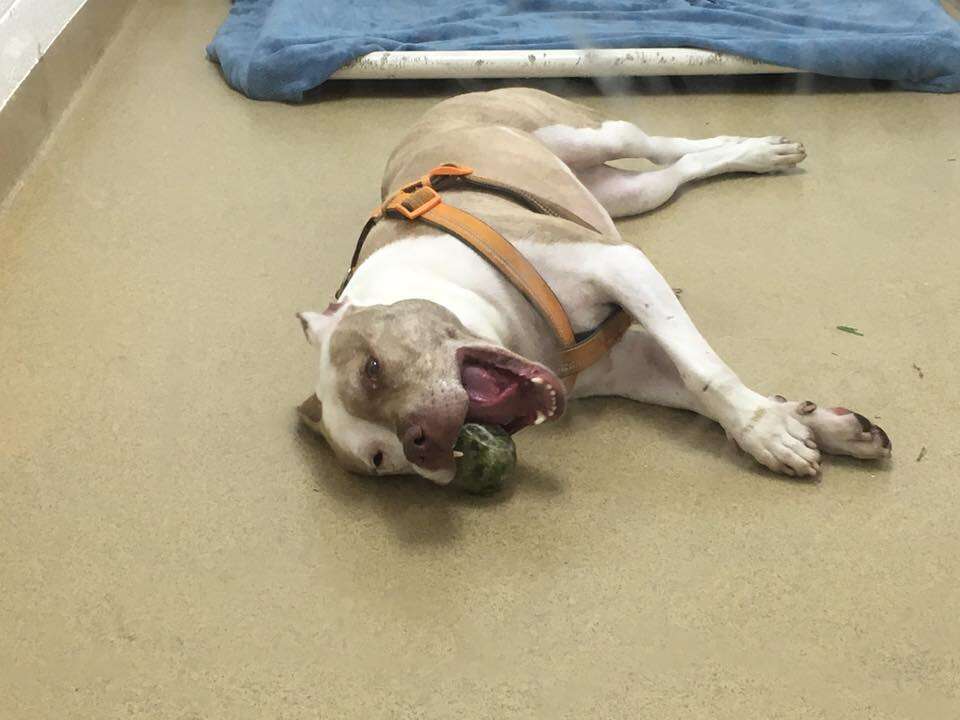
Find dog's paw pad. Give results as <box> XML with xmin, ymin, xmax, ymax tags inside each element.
<box><xmin>791</xmin><ymin>402</ymin><xmax>891</xmax><ymax>459</ymax></box>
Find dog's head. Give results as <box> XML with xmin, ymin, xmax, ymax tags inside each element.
<box><xmin>298</xmin><ymin>299</ymin><xmax>566</xmax><ymax>484</ymax></box>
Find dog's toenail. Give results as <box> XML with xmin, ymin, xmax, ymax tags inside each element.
<box><xmin>798</xmin><ymin>401</ymin><xmax>817</xmax><ymax>415</ymax></box>
<box><xmin>774</xmin><ymin>394</ymin><xmax>787</xmax><ymax>403</ymax></box>
<box><xmin>852</xmin><ymin>412</ymin><xmax>873</xmax><ymax>432</ymax></box>
<box><xmin>874</xmin><ymin>425</ymin><xmax>892</xmax><ymax>450</ymax></box>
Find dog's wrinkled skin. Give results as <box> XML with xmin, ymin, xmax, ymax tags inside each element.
<box><xmin>300</xmin><ymin>88</ymin><xmax>891</xmax><ymax>484</ymax></box>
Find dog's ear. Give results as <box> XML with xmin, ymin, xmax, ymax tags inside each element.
<box><xmin>298</xmin><ymin>394</ymin><xmax>324</xmax><ymax>434</ymax></box>
<box><xmin>297</xmin><ymin>311</ymin><xmax>328</xmax><ymax>345</ymax></box>
<box><xmin>297</xmin><ymin>302</ymin><xmax>346</xmax><ymax>345</ymax></box>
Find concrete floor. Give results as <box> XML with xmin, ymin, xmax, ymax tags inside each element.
<box><xmin>2</xmin><ymin>2</ymin><xmax>960</xmax><ymax>718</ymax></box>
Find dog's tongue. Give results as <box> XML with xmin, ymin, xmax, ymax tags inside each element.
<box><xmin>458</xmin><ymin>346</ymin><xmax>566</xmax><ymax>433</ymax></box>
<box><xmin>461</xmin><ymin>363</ymin><xmax>524</xmax><ymax>426</ymax></box>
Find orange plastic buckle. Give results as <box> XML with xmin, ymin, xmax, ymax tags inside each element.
<box><xmin>390</xmin><ymin>185</ymin><xmax>442</xmax><ymax>220</ymax></box>
<box><xmin>372</xmin><ymin>165</ymin><xmax>471</xmax><ymax>221</ymax></box>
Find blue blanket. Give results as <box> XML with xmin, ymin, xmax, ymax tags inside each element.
<box><xmin>207</xmin><ymin>1</ymin><xmax>960</xmax><ymax>101</ymax></box>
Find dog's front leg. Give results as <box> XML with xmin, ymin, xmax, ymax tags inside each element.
<box><xmin>591</xmin><ymin>244</ymin><xmax>822</xmax><ymax>477</ymax></box>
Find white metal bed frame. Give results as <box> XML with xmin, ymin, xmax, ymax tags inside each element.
<box><xmin>331</xmin><ymin>48</ymin><xmax>796</xmax><ymax>80</ymax></box>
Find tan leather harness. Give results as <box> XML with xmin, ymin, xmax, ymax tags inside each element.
<box><xmin>336</xmin><ymin>163</ymin><xmax>632</xmax><ymax>387</ymax></box>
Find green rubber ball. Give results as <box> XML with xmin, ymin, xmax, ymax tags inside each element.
<box><xmin>453</xmin><ymin>423</ymin><xmax>517</xmax><ymax>495</ymax></box>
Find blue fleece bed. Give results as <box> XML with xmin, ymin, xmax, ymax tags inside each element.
<box><xmin>207</xmin><ymin>0</ymin><xmax>960</xmax><ymax>101</ymax></box>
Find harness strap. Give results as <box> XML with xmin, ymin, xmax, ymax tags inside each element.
<box><xmin>415</xmin><ymin>198</ymin><xmax>579</xmax><ymax>349</ymax></box>
<box><xmin>336</xmin><ymin>164</ymin><xmax>632</xmax><ymax>386</ymax></box>
<box><xmin>441</xmin><ymin>172</ymin><xmax>600</xmax><ymax>233</ymax></box>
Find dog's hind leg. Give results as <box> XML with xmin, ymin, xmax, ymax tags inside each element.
<box><xmin>574</xmin><ymin>139</ymin><xmax>806</xmax><ymax>217</ymax></box>
<box><xmin>533</xmin><ymin>120</ymin><xmax>790</xmax><ymax>168</ymax></box>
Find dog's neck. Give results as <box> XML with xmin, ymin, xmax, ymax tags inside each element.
<box><xmin>340</xmin><ymin>233</ymin><xmax>512</xmax><ymax>347</ymax></box>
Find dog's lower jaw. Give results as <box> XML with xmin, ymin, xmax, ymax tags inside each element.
<box><xmin>416</xmin><ymin>465</ymin><xmax>457</xmax><ymax>486</ymax></box>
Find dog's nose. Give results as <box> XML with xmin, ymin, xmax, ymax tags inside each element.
<box><xmin>400</xmin><ymin>415</ymin><xmax>460</xmax><ymax>471</ymax></box>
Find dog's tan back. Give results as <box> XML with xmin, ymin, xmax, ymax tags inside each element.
<box><xmin>380</xmin><ymin>88</ymin><xmax>619</xmax><ymax>238</ymax></box>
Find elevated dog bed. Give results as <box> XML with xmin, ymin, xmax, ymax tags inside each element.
<box><xmin>207</xmin><ymin>0</ymin><xmax>960</xmax><ymax>101</ymax></box>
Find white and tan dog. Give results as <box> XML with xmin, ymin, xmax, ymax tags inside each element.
<box><xmin>298</xmin><ymin>88</ymin><xmax>890</xmax><ymax>484</ymax></box>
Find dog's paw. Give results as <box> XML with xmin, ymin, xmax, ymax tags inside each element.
<box><xmin>726</xmin><ymin>397</ymin><xmax>822</xmax><ymax>477</ymax></box>
<box><xmin>728</xmin><ymin>136</ymin><xmax>806</xmax><ymax>173</ymax></box>
<box><xmin>771</xmin><ymin>395</ymin><xmax>892</xmax><ymax>460</ymax></box>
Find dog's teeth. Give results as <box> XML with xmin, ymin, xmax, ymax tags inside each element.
<box><xmin>453</xmin><ymin>450</ymin><xmax>464</xmax><ymax>459</ymax></box>
<box><xmin>531</xmin><ymin>377</ymin><xmax>545</xmax><ymax>385</ymax></box>
<box><xmin>535</xmin><ymin>411</ymin><xmax>547</xmax><ymax>425</ymax></box>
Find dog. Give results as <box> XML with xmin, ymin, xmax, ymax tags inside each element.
<box><xmin>298</xmin><ymin>87</ymin><xmax>891</xmax><ymax>485</ymax></box>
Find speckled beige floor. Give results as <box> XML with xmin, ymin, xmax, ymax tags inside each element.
<box><xmin>2</xmin><ymin>2</ymin><xmax>959</xmax><ymax>718</ymax></box>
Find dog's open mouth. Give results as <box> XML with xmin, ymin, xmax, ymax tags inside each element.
<box><xmin>457</xmin><ymin>346</ymin><xmax>567</xmax><ymax>434</ymax></box>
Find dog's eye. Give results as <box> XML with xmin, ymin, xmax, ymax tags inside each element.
<box><xmin>371</xmin><ymin>451</ymin><xmax>384</xmax><ymax>468</ymax></box>
<box><xmin>364</xmin><ymin>356</ymin><xmax>381</xmax><ymax>382</ymax></box>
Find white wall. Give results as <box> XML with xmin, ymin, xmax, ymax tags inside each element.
<box><xmin>0</xmin><ymin>0</ymin><xmax>87</xmax><ymax>110</ymax></box>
